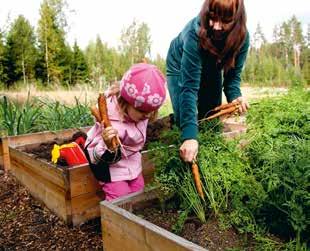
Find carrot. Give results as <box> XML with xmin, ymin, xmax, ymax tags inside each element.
<box><xmin>192</xmin><ymin>162</ymin><xmax>204</xmax><ymax>199</ymax></box>
<box><xmin>90</xmin><ymin>105</ymin><xmax>101</xmax><ymax>122</ymax></box>
<box><xmin>98</xmin><ymin>93</ymin><xmax>119</xmax><ymax>151</ymax></box>
<box><xmin>98</xmin><ymin>94</ymin><xmax>112</xmax><ymax>128</ymax></box>
<box><xmin>206</xmin><ymin>105</ymin><xmax>238</xmax><ymax>121</ymax></box>
<box><xmin>212</xmin><ymin>102</ymin><xmax>238</xmax><ymax>112</ymax></box>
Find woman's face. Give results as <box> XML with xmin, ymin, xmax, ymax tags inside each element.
<box><xmin>209</xmin><ymin>19</ymin><xmax>223</xmax><ymax>30</ymax></box>
<box><xmin>208</xmin><ymin>15</ymin><xmax>234</xmax><ymax>40</ymax></box>
<box><xmin>127</xmin><ymin>105</ymin><xmax>151</xmax><ymax>122</ymax></box>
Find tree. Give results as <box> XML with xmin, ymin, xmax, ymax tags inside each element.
<box><xmin>120</xmin><ymin>20</ymin><xmax>152</xmax><ymax>65</ymax></box>
<box><xmin>4</xmin><ymin>15</ymin><xmax>37</xmax><ymax>85</ymax></box>
<box><xmin>301</xmin><ymin>24</ymin><xmax>310</xmax><ymax>84</ymax></box>
<box><xmin>37</xmin><ymin>0</ymin><xmax>70</xmax><ymax>85</ymax></box>
<box><xmin>85</xmin><ymin>36</ymin><xmax>125</xmax><ymax>85</ymax></box>
<box><xmin>85</xmin><ymin>37</ymin><xmax>105</xmax><ymax>85</ymax></box>
<box><xmin>151</xmin><ymin>54</ymin><xmax>166</xmax><ymax>76</ymax></box>
<box><xmin>71</xmin><ymin>41</ymin><xmax>88</xmax><ymax>84</ymax></box>
<box><xmin>275</xmin><ymin>16</ymin><xmax>305</xmax><ymax>69</ymax></box>
<box><xmin>253</xmin><ymin>23</ymin><xmax>266</xmax><ymax>49</ymax></box>
<box><xmin>0</xmin><ymin>30</ymin><xmax>6</xmax><ymax>84</ymax></box>
<box><xmin>289</xmin><ymin>16</ymin><xmax>304</xmax><ymax>69</ymax></box>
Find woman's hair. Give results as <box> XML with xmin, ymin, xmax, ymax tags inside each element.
<box><xmin>117</xmin><ymin>95</ymin><xmax>158</xmax><ymax>122</ymax></box>
<box><xmin>199</xmin><ymin>0</ymin><xmax>247</xmax><ymax>72</ymax></box>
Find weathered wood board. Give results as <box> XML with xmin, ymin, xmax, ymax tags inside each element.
<box><xmin>101</xmin><ymin>190</ymin><xmax>207</xmax><ymax>251</ymax></box>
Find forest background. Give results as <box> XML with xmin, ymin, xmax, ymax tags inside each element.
<box><xmin>0</xmin><ymin>0</ymin><xmax>309</xmax><ymax>91</ymax></box>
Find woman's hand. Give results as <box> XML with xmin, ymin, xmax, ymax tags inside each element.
<box><xmin>179</xmin><ymin>139</ymin><xmax>199</xmax><ymax>163</ymax></box>
<box><xmin>102</xmin><ymin>126</ymin><xmax>118</xmax><ymax>150</ymax></box>
<box><xmin>232</xmin><ymin>96</ymin><xmax>250</xmax><ymax>113</ymax></box>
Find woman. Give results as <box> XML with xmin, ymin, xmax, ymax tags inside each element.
<box><xmin>166</xmin><ymin>0</ymin><xmax>250</xmax><ymax>162</ymax></box>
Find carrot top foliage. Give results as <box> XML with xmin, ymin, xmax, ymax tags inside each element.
<box><xmin>147</xmin><ymin>88</ymin><xmax>309</xmax><ymax>249</ymax></box>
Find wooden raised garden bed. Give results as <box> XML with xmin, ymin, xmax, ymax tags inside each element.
<box><xmin>101</xmin><ymin>190</ymin><xmax>207</xmax><ymax>251</ymax></box>
<box><xmin>0</xmin><ymin>127</ymin><xmax>155</xmax><ymax>226</ymax></box>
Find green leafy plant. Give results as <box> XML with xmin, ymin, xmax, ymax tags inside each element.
<box><xmin>244</xmin><ymin>88</ymin><xmax>310</xmax><ymax>246</ymax></box>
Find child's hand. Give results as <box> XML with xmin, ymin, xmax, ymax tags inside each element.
<box><xmin>102</xmin><ymin>126</ymin><xmax>119</xmax><ymax>150</ymax></box>
<box><xmin>105</xmin><ymin>81</ymin><xmax>120</xmax><ymax>97</ymax></box>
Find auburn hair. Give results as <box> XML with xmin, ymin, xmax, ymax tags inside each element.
<box><xmin>199</xmin><ymin>0</ymin><xmax>247</xmax><ymax>72</ymax></box>
<box><xmin>117</xmin><ymin>95</ymin><xmax>158</xmax><ymax>122</ymax></box>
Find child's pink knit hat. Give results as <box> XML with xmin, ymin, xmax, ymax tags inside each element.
<box><xmin>120</xmin><ymin>63</ymin><xmax>166</xmax><ymax>112</ymax></box>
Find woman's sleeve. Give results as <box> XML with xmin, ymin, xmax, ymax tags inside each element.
<box><xmin>179</xmin><ymin>30</ymin><xmax>202</xmax><ymax>141</ymax></box>
<box><xmin>223</xmin><ymin>31</ymin><xmax>250</xmax><ymax>102</ymax></box>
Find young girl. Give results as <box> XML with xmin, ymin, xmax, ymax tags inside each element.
<box><xmin>84</xmin><ymin>63</ymin><xmax>166</xmax><ymax>201</ymax></box>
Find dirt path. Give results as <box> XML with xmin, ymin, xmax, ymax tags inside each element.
<box><xmin>0</xmin><ymin>86</ymin><xmax>287</xmax><ymax>106</ymax></box>
<box><xmin>0</xmin><ymin>168</ymin><xmax>102</xmax><ymax>251</ymax></box>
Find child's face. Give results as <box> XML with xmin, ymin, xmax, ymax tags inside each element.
<box><xmin>127</xmin><ymin>105</ymin><xmax>152</xmax><ymax>122</ymax></box>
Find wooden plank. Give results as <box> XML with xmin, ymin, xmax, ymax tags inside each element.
<box><xmin>0</xmin><ymin>137</ymin><xmax>10</xmax><ymax>171</ymax></box>
<box><xmin>101</xmin><ymin>200</ymin><xmax>206</xmax><ymax>251</ymax></box>
<box><xmin>141</xmin><ymin>152</ymin><xmax>155</xmax><ymax>185</ymax></box>
<box><xmin>71</xmin><ymin>192</ymin><xmax>102</xmax><ymax>226</ymax></box>
<box><xmin>5</xmin><ymin>127</ymin><xmax>91</xmax><ymax>148</ymax></box>
<box><xmin>222</xmin><ymin>128</ymin><xmax>247</xmax><ymax>140</ymax></box>
<box><xmin>101</xmin><ymin>215</ymin><xmax>148</xmax><ymax>251</ymax></box>
<box><xmin>10</xmin><ymin>157</ymin><xmax>69</xmax><ymax>223</ymax></box>
<box><xmin>69</xmin><ymin>165</ymin><xmax>101</xmax><ymax>198</ymax></box>
<box><xmin>112</xmin><ymin>189</ymin><xmax>158</xmax><ymax>212</ymax></box>
<box><xmin>10</xmin><ymin>147</ymin><xmax>66</xmax><ymax>188</ymax></box>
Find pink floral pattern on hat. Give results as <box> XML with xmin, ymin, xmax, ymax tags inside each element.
<box><xmin>124</xmin><ymin>83</ymin><xmax>138</xmax><ymax>98</ymax></box>
<box><xmin>120</xmin><ymin>63</ymin><xmax>166</xmax><ymax>112</ymax></box>
<box><xmin>134</xmin><ymin>96</ymin><xmax>145</xmax><ymax>108</ymax></box>
<box><xmin>142</xmin><ymin>83</ymin><xmax>151</xmax><ymax>95</ymax></box>
<box><xmin>147</xmin><ymin>93</ymin><xmax>163</xmax><ymax>107</ymax></box>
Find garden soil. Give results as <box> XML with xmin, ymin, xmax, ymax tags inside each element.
<box><xmin>134</xmin><ymin>202</ymin><xmax>252</xmax><ymax>251</ymax></box>
<box><xmin>0</xmin><ymin>167</ymin><xmax>252</xmax><ymax>251</ymax></box>
<box><xmin>0</xmin><ymin>168</ymin><xmax>102</xmax><ymax>250</ymax></box>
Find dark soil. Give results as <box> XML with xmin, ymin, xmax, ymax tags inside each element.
<box><xmin>0</xmin><ymin>167</ymin><xmax>247</xmax><ymax>251</ymax></box>
<box><xmin>0</xmin><ymin>167</ymin><xmax>102</xmax><ymax>250</ymax></box>
<box><xmin>134</xmin><ymin>201</ymin><xmax>251</xmax><ymax>251</ymax></box>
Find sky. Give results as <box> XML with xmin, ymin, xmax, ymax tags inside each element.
<box><xmin>1</xmin><ymin>0</ymin><xmax>309</xmax><ymax>58</ymax></box>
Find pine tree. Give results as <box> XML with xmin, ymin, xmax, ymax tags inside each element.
<box><xmin>0</xmin><ymin>30</ymin><xmax>6</xmax><ymax>84</ymax></box>
<box><xmin>37</xmin><ymin>0</ymin><xmax>70</xmax><ymax>85</ymax></box>
<box><xmin>289</xmin><ymin>16</ymin><xmax>304</xmax><ymax>69</ymax></box>
<box><xmin>253</xmin><ymin>23</ymin><xmax>267</xmax><ymax>49</ymax></box>
<box><xmin>71</xmin><ymin>41</ymin><xmax>88</xmax><ymax>85</ymax></box>
<box><xmin>4</xmin><ymin>15</ymin><xmax>37</xmax><ymax>85</ymax></box>
<box><xmin>120</xmin><ymin>20</ymin><xmax>152</xmax><ymax>65</ymax></box>
<box><xmin>301</xmin><ymin>24</ymin><xmax>310</xmax><ymax>83</ymax></box>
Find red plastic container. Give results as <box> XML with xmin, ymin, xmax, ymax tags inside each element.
<box><xmin>59</xmin><ymin>142</ymin><xmax>88</xmax><ymax>167</ymax></box>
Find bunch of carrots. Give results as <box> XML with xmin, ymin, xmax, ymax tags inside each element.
<box><xmin>191</xmin><ymin>101</ymin><xmax>241</xmax><ymax>199</ymax></box>
<box><xmin>90</xmin><ymin>94</ymin><xmax>119</xmax><ymax>151</ymax></box>
<box><xmin>206</xmin><ymin>101</ymin><xmax>240</xmax><ymax>121</ymax></box>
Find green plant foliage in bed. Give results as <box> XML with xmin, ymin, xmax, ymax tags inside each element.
<box><xmin>147</xmin><ymin>88</ymin><xmax>309</xmax><ymax>249</ymax></box>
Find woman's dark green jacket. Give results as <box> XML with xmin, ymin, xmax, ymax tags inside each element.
<box><xmin>166</xmin><ymin>16</ymin><xmax>250</xmax><ymax>141</ymax></box>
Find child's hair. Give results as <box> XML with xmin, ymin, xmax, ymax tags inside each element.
<box><xmin>117</xmin><ymin>95</ymin><xmax>158</xmax><ymax>122</ymax></box>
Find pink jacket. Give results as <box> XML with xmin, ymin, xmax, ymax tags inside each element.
<box><xmin>85</xmin><ymin>96</ymin><xmax>148</xmax><ymax>182</ymax></box>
